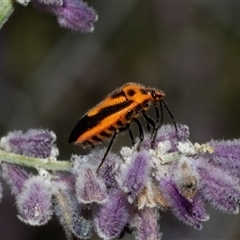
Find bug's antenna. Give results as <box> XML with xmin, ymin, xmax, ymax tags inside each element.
<box><xmin>162</xmin><ymin>100</ymin><xmax>179</xmax><ymax>140</ymax></box>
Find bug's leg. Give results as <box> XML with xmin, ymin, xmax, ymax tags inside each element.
<box><xmin>128</xmin><ymin>126</ymin><xmax>136</xmax><ymax>146</ymax></box>
<box><xmin>133</xmin><ymin>118</ymin><xmax>144</xmax><ymax>151</ymax></box>
<box><xmin>142</xmin><ymin>112</ymin><xmax>157</xmax><ymax>135</ymax></box>
<box><xmin>151</xmin><ymin>101</ymin><xmax>163</xmax><ymax>148</ymax></box>
<box><xmin>97</xmin><ymin>131</ymin><xmax>117</xmax><ymax>173</ymax></box>
<box><xmin>87</xmin><ymin>141</ymin><xmax>95</xmax><ymax>150</ymax></box>
<box><xmin>162</xmin><ymin>100</ymin><xmax>178</xmax><ymax>140</ymax></box>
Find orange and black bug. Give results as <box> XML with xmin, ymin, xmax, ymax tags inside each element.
<box><xmin>68</xmin><ymin>82</ymin><xmax>177</xmax><ymax>171</ymax></box>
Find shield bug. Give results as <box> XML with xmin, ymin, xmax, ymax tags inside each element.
<box><xmin>68</xmin><ymin>82</ymin><xmax>177</xmax><ymax>171</ymax></box>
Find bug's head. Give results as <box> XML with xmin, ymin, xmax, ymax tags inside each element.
<box><xmin>148</xmin><ymin>88</ymin><xmax>165</xmax><ymax>102</ymax></box>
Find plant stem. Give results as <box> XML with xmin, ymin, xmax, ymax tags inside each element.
<box><xmin>0</xmin><ymin>149</ymin><xmax>73</xmax><ymax>171</ymax></box>
<box><xmin>0</xmin><ymin>0</ymin><xmax>15</xmax><ymax>29</ymax></box>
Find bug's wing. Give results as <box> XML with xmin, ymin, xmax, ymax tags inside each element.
<box><xmin>69</xmin><ymin>100</ymin><xmax>138</xmax><ymax>144</ymax></box>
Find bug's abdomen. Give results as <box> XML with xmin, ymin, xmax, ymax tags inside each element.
<box><xmin>82</xmin><ymin>109</ymin><xmax>137</xmax><ymax>146</ymax></box>
<box><xmin>69</xmin><ymin>100</ymin><xmax>139</xmax><ymax>146</ymax></box>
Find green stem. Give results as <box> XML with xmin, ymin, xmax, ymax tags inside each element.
<box><xmin>0</xmin><ymin>149</ymin><xmax>73</xmax><ymax>171</ymax></box>
<box><xmin>0</xmin><ymin>0</ymin><xmax>15</xmax><ymax>29</ymax></box>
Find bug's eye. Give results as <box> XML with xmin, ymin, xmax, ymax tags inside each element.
<box><xmin>151</xmin><ymin>90</ymin><xmax>156</xmax><ymax>98</ymax></box>
<box><xmin>140</xmin><ymin>89</ymin><xmax>148</xmax><ymax>95</ymax></box>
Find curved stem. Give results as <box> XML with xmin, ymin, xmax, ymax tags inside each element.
<box><xmin>0</xmin><ymin>149</ymin><xmax>73</xmax><ymax>171</ymax></box>
<box><xmin>0</xmin><ymin>0</ymin><xmax>15</xmax><ymax>29</ymax></box>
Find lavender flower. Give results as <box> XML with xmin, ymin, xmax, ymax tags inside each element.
<box><xmin>160</xmin><ymin>177</ymin><xmax>208</xmax><ymax>229</ymax></box>
<box><xmin>120</xmin><ymin>151</ymin><xmax>150</xmax><ymax>203</ymax></box>
<box><xmin>0</xmin><ymin>129</ymin><xmax>58</xmax><ymax>158</ymax></box>
<box><xmin>1</xmin><ymin>124</ymin><xmax>240</xmax><ymax>239</ymax></box>
<box><xmin>95</xmin><ymin>191</ymin><xmax>130</xmax><ymax>240</ymax></box>
<box><xmin>209</xmin><ymin>139</ymin><xmax>240</xmax><ymax>180</ymax></box>
<box><xmin>32</xmin><ymin>0</ymin><xmax>98</xmax><ymax>32</ymax></box>
<box><xmin>17</xmin><ymin>176</ymin><xmax>53</xmax><ymax>225</ymax></box>
<box><xmin>196</xmin><ymin>159</ymin><xmax>240</xmax><ymax>214</ymax></box>
<box><xmin>53</xmin><ymin>178</ymin><xmax>93</xmax><ymax>240</ymax></box>
<box><xmin>16</xmin><ymin>0</ymin><xmax>62</xmax><ymax>6</ymax></box>
<box><xmin>132</xmin><ymin>207</ymin><xmax>161</xmax><ymax>240</ymax></box>
<box><xmin>1</xmin><ymin>163</ymin><xmax>30</xmax><ymax>195</ymax></box>
<box><xmin>75</xmin><ymin>163</ymin><xmax>108</xmax><ymax>204</ymax></box>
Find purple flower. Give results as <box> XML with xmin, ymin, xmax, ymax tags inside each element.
<box><xmin>1</xmin><ymin>163</ymin><xmax>30</xmax><ymax>195</ymax></box>
<box><xmin>0</xmin><ymin>129</ymin><xmax>58</xmax><ymax>158</ymax></box>
<box><xmin>95</xmin><ymin>191</ymin><xmax>130</xmax><ymax>240</ymax></box>
<box><xmin>209</xmin><ymin>139</ymin><xmax>240</xmax><ymax>180</ymax></box>
<box><xmin>160</xmin><ymin>177</ymin><xmax>209</xmax><ymax>229</ymax></box>
<box><xmin>32</xmin><ymin>0</ymin><xmax>98</xmax><ymax>32</ymax></box>
<box><xmin>132</xmin><ymin>207</ymin><xmax>161</xmax><ymax>240</ymax></box>
<box><xmin>2</xmin><ymin>124</ymin><xmax>240</xmax><ymax>239</ymax></box>
<box><xmin>142</xmin><ymin>124</ymin><xmax>189</xmax><ymax>150</ymax></box>
<box><xmin>120</xmin><ymin>151</ymin><xmax>150</xmax><ymax>203</ymax></box>
<box><xmin>71</xmin><ymin>204</ymin><xmax>93</xmax><ymax>239</ymax></box>
<box><xmin>196</xmin><ymin>159</ymin><xmax>240</xmax><ymax>214</ymax></box>
<box><xmin>97</xmin><ymin>151</ymin><xmax>121</xmax><ymax>188</ymax></box>
<box><xmin>75</xmin><ymin>164</ymin><xmax>107</xmax><ymax>204</ymax></box>
<box><xmin>17</xmin><ymin>176</ymin><xmax>53</xmax><ymax>225</ymax></box>
<box><xmin>52</xmin><ymin>172</ymin><xmax>93</xmax><ymax>239</ymax></box>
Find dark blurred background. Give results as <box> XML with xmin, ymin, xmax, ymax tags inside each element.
<box><xmin>1</xmin><ymin>1</ymin><xmax>240</xmax><ymax>239</ymax></box>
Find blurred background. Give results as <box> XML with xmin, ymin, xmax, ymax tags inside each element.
<box><xmin>1</xmin><ymin>1</ymin><xmax>240</xmax><ymax>239</ymax></box>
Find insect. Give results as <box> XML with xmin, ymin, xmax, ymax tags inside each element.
<box><xmin>68</xmin><ymin>82</ymin><xmax>177</xmax><ymax>172</ymax></box>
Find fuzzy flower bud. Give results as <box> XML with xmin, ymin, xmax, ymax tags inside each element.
<box><xmin>75</xmin><ymin>163</ymin><xmax>108</xmax><ymax>204</ymax></box>
<box><xmin>1</xmin><ymin>163</ymin><xmax>30</xmax><ymax>195</ymax></box>
<box><xmin>132</xmin><ymin>207</ymin><xmax>161</xmax><ymax>240</ymax></box>
<box><xmin>209</xmin><ymin>139</ymin><xmax>240</xmax><ymax>180</ymax></box>
<box><xmin>160</xmin><ymin>177</ymin><xmax>209</xmax><ymax>229</ymax></box>
<box><xmin>33</xmin><ymin>0</ymin><xmax>98</xmax><ymax>32</ymax></box>
<box><xmin>53</xmin><ymin>174</ymin><xmax>93</xmax><ymax>239</ymax></box>
<box><xmin>17</xmin><ymin>176</ymin><xmax>53</xmax><ymax>225</ymax></box>
<box><xmin>120</xmin><ymin>151</ymin><xmax>150</xmax><ymax>203</ymax></box>
<box><xmin>95</xmin><ymin>191</ymin><xmax>130</xmax><ymax>240</ymax></box>
<box><xmin>0</xmin><ymin>129</ymin><xmax>58</xmax><ymax>158</ymax></box>
<box><xmin>196</xmin><ymin>159</ymin><xmax>240</xmax><ymax>214</ymax></box>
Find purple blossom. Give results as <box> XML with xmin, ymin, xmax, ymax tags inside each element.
<box><xmin>0</xmin><ymin>129</ymin><xmax>58</xmax><ymax>158</ymax></box>
<box><xmin>95</xmin><ymin>191</ymin><xmax>130</xmax><ymax>240</ymax></box>
<box><xmin>1</xmin><ymin>163</ymin><xmax>30</xmax><ymax>195</ymax></box>
<box><xmin>1</xmin><ymin>124</ymin><xmax>240</xmax><ymax>239</ymax></box>
<box><xmin>196</xmin><ymin>159</ymin><xmax>240</xmax><ymax>214</ymax></box>
<box><xmin>17</xmin><ymin>176</ymin><xmax>53</xmax><ymax>225</ymax></box>
<box><xmin>32</xmin><ymin>0</ymin><xmax>98</xmax><ymax>32</ymax></box>
<box><xmin>72</xmin><ymin>204</ymin><xmax>93</xmax><ymax>239</ymax></box>
<box><xmin>132</xmin><ymin>207</ymin><xmax>161</xmax><ymax>240</ymax></box>
<box><xmin>38</xmin><ymin>0</ymin><xmax>63</xmax><ymax>5</ymax></box>
<box><xmin>97</xmin><ymin>151</ymin><xmax>121</xmax><ymax>188</ymax></box>
<box><xmin>160</xmin><ymin>177</ymin><xmax>209</xmax><ymax>229</ymax></box>
<box><xmin>120</xmin><ymin>151</ymin><xmax>150</xmax><ymax>203</ymax></box>
<box><xmin>142</xmin><ymin>124</ymin><xmax>189</xmax><ymax>151</ymax></box>
<box><xmin>75</xmin><ymin>164</ymin><xmax>107</xmax><ymax>204</ymax></box>
<box><xmin>52</xmin><ymin>172</ymin><xmax>93</xmax><ymax>239</ymax></box>
<box><xmin>209</xmin><ymin>139</ymin><xmax>240</xmax><ymax>180</ymax></box>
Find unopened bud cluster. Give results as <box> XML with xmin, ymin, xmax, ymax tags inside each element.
<box><xmin>0</xmin><ymin>125</ymin><xmax>240</xmax><ymax>239</ymax></box>
<box><xmin>15</xmin><ymin>0</ymin><xmax>98</xmax><ymax>32</ymax></box>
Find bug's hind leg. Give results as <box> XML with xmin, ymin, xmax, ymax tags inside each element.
<box><xmin>133</xmin><ymin>118</ymin><xmax>144</xmax><ymax>151</ymax></box>
<box><xmin>142</xmin><ymin>112</ymin><xmax>157</xmax><ymax>136</ymax></box>
<box><xmin>151</xmin><ymin>101</ymin><xmax>163</xmax><ymax>148</ymax></box>
<box><xmin>97</xmin><ymin>131</ymin><xmax>117</xmax><ymax>173</ymax></box>
<box><xmin>128</xmin><ymin>126</ymin><xmax>136</xmax><ymax>146</ymax></box>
